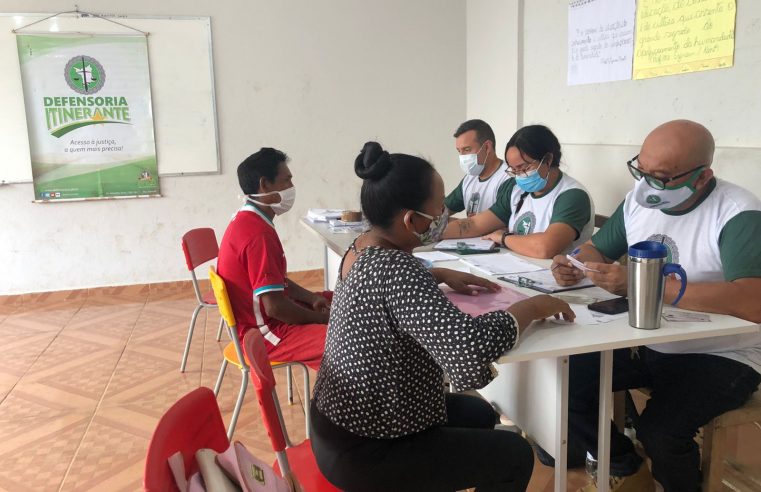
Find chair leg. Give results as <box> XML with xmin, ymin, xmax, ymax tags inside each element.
<box><xmin>180</xmin><ymin>304</ymin><xmax>203</xmax><ymax>372</ymax></box>
<box><xmin>613</xmin><ymin>390</ymin><xmax>626</xmax><ymax>433</ymax></box>
<box><xmin>702</xmin><ymin>420</ymin><xmax>726</xmax><ymax>492</ymax></box>
<box><xmin>214</xmin><ymin>359</ymin><xmax>228</xmax><ymax>396</ymax></box>
<box><xmin>215</xmin><ymin>317</ymin><xmax>225</xmax><ymax>342</ymax></box>
<box><xmin>286</xmin><ymin>365</ymin><xmax>294</xmax><ymax>404</ymax></box>
<box><xmin>227</xmin><ymin>369</ymin><xmax>249</xmax><ymax>440</ymax></box>
<box><xmin>303</xmin><ymin>366</ymin><xmax>311</xmax><ymax>439</ymax></box>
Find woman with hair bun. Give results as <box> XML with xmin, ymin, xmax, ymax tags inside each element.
<box><xmin>310</xmin><ymin>141</ymin><xmax>576</xmax><ymax>491</ymax></box>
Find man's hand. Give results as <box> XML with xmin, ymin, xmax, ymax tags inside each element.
<box><xmin>481</xmin><ymin>230</ymin><xmax>504</xmax><ymax>246</ymax></box>
<box><xmin>310</xmin><ymin>293</ymin><xmax>331</xmax><ymax>313</ymax></box>
<box><xmin>585</xmin><ymin>262</ymin><xmax>628</xmax><ymax>296</ymax></box>
<box><xmin>551</xmin><ymin>255</ymin><xmax>585</xmax><ymax>286</ymax></box>
<box><xmin>438</xmin><ymin>269</ymin><xmax>501</xmax><ymax>296</ymax></box>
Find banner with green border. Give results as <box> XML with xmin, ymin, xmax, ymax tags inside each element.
<box><xmin>17</xmin><ymin>34</ymin><xmax>160</xmax><ymax>201</ymax></box>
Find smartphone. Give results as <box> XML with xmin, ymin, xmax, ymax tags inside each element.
<box><xmin>588</xmin><ymin>297</ymin><xmax>629</xmax><ymax>315</ymax></box>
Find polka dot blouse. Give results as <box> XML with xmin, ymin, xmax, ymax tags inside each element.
<box><xmin>313</xmin><ymin>246</ymin><xmax>518</xmax><ymax>439</ymax></box>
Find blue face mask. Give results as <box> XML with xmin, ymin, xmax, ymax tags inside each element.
<box><xmin>514</xmin><ymin>158</ymin><xmax>548</xmax><ymax>193</ymax></box>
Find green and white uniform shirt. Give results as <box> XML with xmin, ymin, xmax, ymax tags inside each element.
<box><xmin>445</xmin><ymin>161</ymin><xmax>510</xmax><ymax>216</ymax></box>
<box><xmin>592</xmin><ymin>178</ymin><xmax>761</xmax><ymax>373</ymax></box>
<box><xmin>490</xmin><ymin>172</ymin><xmax>594</xmax><ymax>254</ymax></box>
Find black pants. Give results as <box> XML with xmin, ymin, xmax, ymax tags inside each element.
<box><xmin>566</xmin><ymin>347</ymin><xmax>761</xmax><ymax>492</ymax></box>
<box><xmin>310</xmin><ymin>393</ymin><xmax>534</xmax><ymax>492</ymax></box>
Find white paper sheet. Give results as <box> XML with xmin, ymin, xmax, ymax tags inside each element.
<box><xmin>551</xmin><ymin>303</ymin><xmax>629</xmax><ymax>325</ymax></box>
<box><xmin>568</xmin><ymin>0</ymin><xmax>636</xmax><ymax>86</ymax></box>
<box><xmin>462</xmin><ymin>253</ymin><xmax>543</xmax><ymax>276</ymax></box>
<box><xmin>306</xmin><ymin>208</ymin><xmax>344</xmax><ymax>222</ymax></box>
<box><xmin>414</xmin><ymin>251</ymin><xmax>459</xmax><ymax>262</ymax></box>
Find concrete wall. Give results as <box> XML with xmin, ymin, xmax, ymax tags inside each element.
<box><xmin>0</xmin><ymin>0</ymin><xmax>466</xmax><ymax>294</ymax></box>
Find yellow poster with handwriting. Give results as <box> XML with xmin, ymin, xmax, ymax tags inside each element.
<box><xmin>633</xmin><ymin>0</ymin><xmax>736</xmax><ymax>80</ymax></box>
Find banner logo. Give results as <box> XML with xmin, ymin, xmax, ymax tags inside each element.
<box><xmin>65</xmin><ymin>56</ymin><xmax>106</xmax><ymax>94</ymax></box>
<box><xmin>42</xmin><ymin>55</ymin><xmax>130</xmax><ymax>138</ymax></box>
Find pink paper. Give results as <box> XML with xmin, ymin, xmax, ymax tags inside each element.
<box><xmin>441</xmin><ymin>285</ymin><xmax>528</xmax><ymax>316</ymax></box>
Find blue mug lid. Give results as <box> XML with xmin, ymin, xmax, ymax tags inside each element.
<box><xmin>628</xmin><ymin>240</ymin><xmax>667</xmax><ymax>259</ymax></box>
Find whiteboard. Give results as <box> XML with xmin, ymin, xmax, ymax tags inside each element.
<box><xmin>0</xmin><ymin>13</ymin><xmax>219</xmax><ymax>183</ymax></box>
<box><xmin>522</xmin><ymin>0</ymin><xmax>761</xmax><ymax>149</ymax></box>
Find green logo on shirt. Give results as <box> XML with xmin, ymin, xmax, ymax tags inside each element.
<box><xmin>646</xmin><ymin>195</ymin><xmax>661</xmax><ymax>205</ymax></box>
<box><xmin>514</xmin><ymin>212</ymin><xmax>536</xmax><ymax>235</ymax></box>
<box><xmin>646</xmin><ymin>234</ymin><xmax>679</xmax><ymax>264</ymax></box>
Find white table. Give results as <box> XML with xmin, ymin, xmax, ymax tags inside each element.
<box><xmin>300</xmin><ymin>219</ymin><xmax>760</xmax><ymax>491</ymax></box>
<box><xmin>300</xmin><ymin>218</ymin><xmax>358</xmax><ymax>290</ymax></box>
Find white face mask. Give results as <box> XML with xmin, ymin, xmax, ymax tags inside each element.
<box><xmin>247</xmin><ymin>186</ymin><xmax>296</xmax><ymax>215</ymax></box>
<box><xmin>633</xmin><ymin>178</ymin><xmax>695</xmax><ymax>211</ymax></box>
<box><xmin>458</xmin><ymin>143</ymin><xmax>487</xmax><ymax>176</ymax></box>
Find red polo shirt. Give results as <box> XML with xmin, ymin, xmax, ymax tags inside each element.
<box><xmin>217</xmin><ymin>203</ymin><xmax>286</xmax><ymax>344</ymax></box>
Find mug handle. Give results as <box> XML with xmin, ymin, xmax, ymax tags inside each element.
<box><xmin>663</xmin><ymin>263</ymin><xmax>687</xmax><ymax>305</ymax></box>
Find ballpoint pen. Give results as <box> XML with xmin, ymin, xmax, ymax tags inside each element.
<box><xmin>551</xmin><ymin>247</ymin><xmax>581</xmax><ymax>271</ymax></box>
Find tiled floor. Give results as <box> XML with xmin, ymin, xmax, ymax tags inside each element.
<box><xmin>0</xmin><ymin>272</ymin><xmax>758</xmax><ymax>491</ymax></box>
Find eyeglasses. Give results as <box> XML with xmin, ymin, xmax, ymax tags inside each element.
<box><xmin>506</xmin><ymin>156</ymin><xmax>546</xmax><ymax>178</ymax></box>
<box><xmin>626</xmin><ymin>155</ymin><xmax>705</xmax><ymax>190</ymax></box>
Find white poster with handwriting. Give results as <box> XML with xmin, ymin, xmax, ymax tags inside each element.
<box><xmin>568</xmin><ymin>0</ymin><xmax>636</xmax><ymax>86</ymax></box>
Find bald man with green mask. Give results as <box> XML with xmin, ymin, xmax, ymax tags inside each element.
<box><xmin>547</xmin><ymin>120</ymin><xmax>761</xmax><ymax>491</ymax></box>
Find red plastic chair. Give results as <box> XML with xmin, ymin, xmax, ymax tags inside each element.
<box><xmin>180</xmin><ymin>228</ymin><xmax>225</xmax><ymax>372</ymax></box>
<box><xmin>243</xmin><ymin>330</ymin><xmax>339</xmax><ymax>492</ymax></box>
<box><xmin>143</xmin><ymin>387</ymin><xmax>229</xmax><ymax>491</ymax></box>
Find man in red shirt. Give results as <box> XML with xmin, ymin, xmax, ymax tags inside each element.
<box><xmin>217</xmin><ymin>147</ymin><xmax>330</xmax><ymax>370</ymax></box>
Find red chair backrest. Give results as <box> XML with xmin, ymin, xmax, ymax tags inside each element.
<box><xmin>243</xmin><ymin>329</ymin><xmax>288</xmax><ymax>453</ymax></box>
<box><xmin>143</xmin><ymin>387</ymin><xmax>229</xmax><ymax>491</ymax></box>
<box><xmin>181</xmin><ymin>228</ymin><xmax>219</xmax><ymax>271</ymax></box>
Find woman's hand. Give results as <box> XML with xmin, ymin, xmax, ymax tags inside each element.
<box><xmin>508</xmin><ymin>294</ymin><xmax>576</xmax><ymax>331</ymax></box>
<box><xmin>433</xmin><ymin>268</ymin><xmax>501</xmax><ymax>296</ymax></box>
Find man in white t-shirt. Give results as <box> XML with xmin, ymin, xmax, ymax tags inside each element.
<box><xmin>549</xmin><ymin>120</ymin><xmax>761</xmax><ymax>491</ymax></box>
<box><xmin>444</xmin><ymin>119</ymin><xmax>510</xmax><ymax>216</ymax></box>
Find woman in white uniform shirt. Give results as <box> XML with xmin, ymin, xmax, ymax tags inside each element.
<box><xmin>442</xmin><ymin>125</ymin><xmax>594</xmax><ymax>259</ymax></box>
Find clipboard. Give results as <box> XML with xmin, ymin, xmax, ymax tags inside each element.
<box><xmin>456</xmin><ymin>247</ymin><xmax>500</xmax><ymax>255</ymax></box>
<box><xmin>498</xmin><ymin>272</ymin><xmax>594</xmax><ymax>294</ymax></box>
<box><xmin>434</xmin><ymin>239</ymin><xmax>497</xmax><ymax>254</ymax></box>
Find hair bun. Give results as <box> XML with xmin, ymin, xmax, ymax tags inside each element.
<box><xmin>355</xmin><ymin>141</ymin><xmax>392</xmax><ymax>181</ymax></box>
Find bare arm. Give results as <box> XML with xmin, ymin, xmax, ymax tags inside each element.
<box><xmin>664</xmin><ymin>277</ymin><xmax>761</xmax><ymax>323</ymax></box>
<box><xmin>483</xmin><ymin>223</ymin><xmax>579</xmax><ymax>259</ymax></box>
<box><xmin>286</xmin><ymin>278</ymin><xmax>319</xmax><ymax>303</ymax></box>
<box><xmin>260</xmin><ymin>291</ymin><xmax>329</xmax><ymax>325</ymax></box>
<box><xmin>441</xmin><ymin>210</ymin><xmax>505</xmax><ymax>239</ymax></box>
<box><xmin>560</xmin><ymin>251</ymin><xmax>761</xmax><ymax>322</ymax></box>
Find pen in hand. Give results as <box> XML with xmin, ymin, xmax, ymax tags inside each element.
<box><xmin>552</xmin><ymin>247</ymin><xmax>580</xmax><ymax>271</ymax></box>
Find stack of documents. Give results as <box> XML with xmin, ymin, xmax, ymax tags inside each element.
<box><xmin>306</xmin><ymin>208</ymin><xmax>344</xmax><ymax>223</ymax></box>
<box><xmin>328</xmin><ymin>219</ymin><xmax>366</xmax><ymax>233</ymax></box>
<box><xmin>461</xmin><ymin>253</ymin><xmax>543</xmax><ymax>276</ymax></box>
